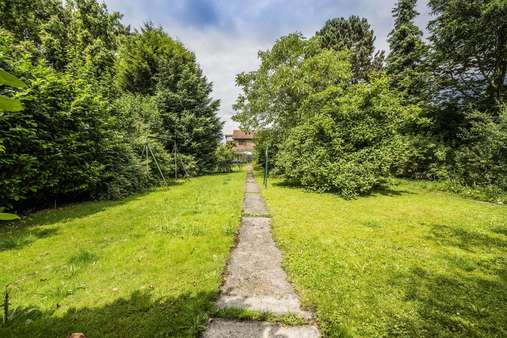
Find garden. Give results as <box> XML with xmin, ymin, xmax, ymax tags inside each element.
<box><xmin>1</xmin><ymin>0</ymin><xmax>506</xmax><ymax>337</ymax></box>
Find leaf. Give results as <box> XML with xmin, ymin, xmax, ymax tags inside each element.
<box><xmin>0</xmin><ymin>69</ymin><xmax>26</xmax><ymax>88</ymax></box>
<box><xmin>0</xmin><ymin>95</ymin><xmax>23</xmax><ymax>112</ymax></box>
<box><xmin>0</xmin><ymin>213</ymin><xmax>20</xmax><ymax>221</ymax></box>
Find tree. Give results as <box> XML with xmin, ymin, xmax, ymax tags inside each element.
<box><xmin>428</xmin><ymin>0</ymin><xmax>507</xmax><ymax>111</ymax></box>
<box><xmin>276</xmin><ymin>75</ymin><xmax>416</xmax><ymax>197</ymax></box>
<box><xmin>114</xmin><ymin>23</ymin><xmax>192</xmax><ymax>95</ymax></box>
<box><xmin>0</xmin><ymin>68</ymin><xmax>25</xmax><ymax>220</ymax></box>
<box><xmin>386</xmin><ymin>0</ymin><xmax>427</xmax><ymax>101</ymax></box>
<box><xmin>234</xmin><ymin>33</ymin><xmax>420</xmax><ymax>196</ymax></box>
<box><xmin>116</xmin><ymin>25</ymin><xmax>223</xmax><ymax>173</ymax></box>
<box><xmin>0</xmin><ymin>0</ymin><xmax>62</xmax><ymax>42</ymax></box>
<box><xmin>155</xmin><ymin>61</ymin><xmax>222</xmax><ymax>173</ymax></box>
<box><xmin>234</xmin><ymin>33</ymin><xmax>344</xmax><ymax>133</ymax></box>
<box><xmin>317</xmin><ymin>16</ymin><xmax>384</xmax><ymax>82</ymax></box>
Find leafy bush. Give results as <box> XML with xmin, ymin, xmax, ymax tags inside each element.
<box><xmin>214</xmin><ymin>144</ymin><xmax>234</xmax><ymax>173</ymax></box>
<box><xmin>276</xmin><ymin>76</ymin><xmax>412</xmax><ymax>197</ymax></box>
<box><xmin>0</xmin><ymin>59</ymin><xmax>142</xmax><ymax>209</ymax></box>
<box><xmin>451</xmin><ymin>107</ymin><xmax>507</xmax><ymax>189</ymax></box>
<box><xmin>394</xmin><ymin>134</ymin><xmax>449</xmax><ymax>180</ymax></box>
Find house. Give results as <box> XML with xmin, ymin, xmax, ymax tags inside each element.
<box><xmin>225</xmin><ymin>130</ymin><xmax>256</xmax><ymax>161</ymax></box>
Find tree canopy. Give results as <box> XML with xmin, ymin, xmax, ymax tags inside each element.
<box><xmin>317</xmin><ymin>16</ymin><xmax>384</xmax><ymax>82</ymax></box>
<box><xmin>234</xmin><ymin>0</ymin><xmax>506</xmax><ymax>199</ymax></box>
<box><xmin>0</xmin><ymin>0</ymin><xmax>223</xmax><ymax>212</ymax></box>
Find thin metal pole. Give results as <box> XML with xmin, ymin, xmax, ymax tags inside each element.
<box><xmin>264</xmin><ymin>145</ymin><xmax>269</xmax><ymax>188</ymax></box>
<box><xmin>147</xmin><ymin>143</ymin><xmax>167</xmax><ymax>185</ymax></box>
<box><xmin>146</xmin><ymin>144</ymin><xmax>149</xmax><ymax>173</ymax></box>
<box><xmin>174</xmin><ymin>143</ymin><xmax>178</xmax><ymax>180</ymax></box>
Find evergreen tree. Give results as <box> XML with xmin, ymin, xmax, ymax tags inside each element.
<box><xmin>155</xmin><ymin>62</ymin><xmax>222</xmax><ymax>173</ymax></box>
<box><xmin>317</xmin><ymin>16</ymin><xmax>384</xmax><ymax>82</ymax></box>
<box><xmin>115</xmin><ymin>25</ymin><xmax>222</xmax><ymax>173</ymax></box>
<box><xmin>386</xmin><ymin>0</ymin><xmax>427</xmax><ymax>101</ymax></box>
<box><xmin>428</xmin><ymin>0</ymin><xmax>506</xmax><ymax>112</ymax></box>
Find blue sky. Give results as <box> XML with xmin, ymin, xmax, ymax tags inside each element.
<box><xmin>103</xmin><ymin>0</ymin><xmax>430</xmax><ymax>134</ymax></box>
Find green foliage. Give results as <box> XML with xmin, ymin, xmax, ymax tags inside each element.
<box><xmin>317</xmin><ymin>16</ymin><xmax>384</xmax><ymax>82</ymax></box>
<box><xmin>386</xmin><ymin>0</ymin><xmax>428</xmax><ymax>101</ymax></box>
<box><xmin>114</xmin><ymin>23</ymin><xmax>192</xmax><ymax>95</ymax></box>
<box><xmin>394</xmin><ymin>134</ymin><xmax>449</xmax><ymax>180</ymax></box>
<box><xmin>155</xmin><ymin>63</ymin><xmax>222</xmax><ymax>173</ymax></box>
<box><xmin>428</xmin><ymin>0</ymin><xmax>506</xmax><ymax>110</ymax></box>
<box><xmin>276</xmin><ymin>76</ymin><xmax>414</xmax><ymax>197</ymax></box>
<box><xmin>235</xmin><ymin>33</ymin><xmax>418</xmax><ymax>197</ymax></box>
<box><xmin>0</xmin><ymin>213</ymin><xmax>19</xmax><ymax>221</ymax></box>
<box><xmin>214</xmin><ymin>144</ymin><xmax>235</xmax><ymax>173</ymax></box>
<box><xmin>0</xmin><ymin>0</ymin><xmax>223</xmax><ymax>212</ymax></box>
<box><xmin>0</xmin><ymin>59</ymin><xmax>144</xmax><ymax>208</ymax></box>
<box><xmin>451</xmin><ymin>106</ymin><xmax>507</xmax><ymax>189</ymax></box>
<box><xmin>0</xmin><ymin>68</ymin><xmax>26</xmax><ymax>112</ymax></box>
<box><xmin>116</xmin><ymin>24</ymin><xmax>222</xmax><ymax>174</ymax></box>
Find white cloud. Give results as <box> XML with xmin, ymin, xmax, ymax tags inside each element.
<box><xmin>103</xmin><ymin>0</ymin><xmax>430</xmax><ymax>134</ymax></box>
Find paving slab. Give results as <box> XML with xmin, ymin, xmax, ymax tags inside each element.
<box><xmin>203</xmin><ymin>319</ymin><xmax>320</xmax><ymax>338</ymax></box>
<box><xmin>203</xmin><ymin>168</ymin><xmax>320</xmax><ymax>337</ymax></box>
<box><xmin>245</xmin><ymin>181</ymin><xmax>260</xmax><ymax>193</ymax></box>
<box><xmin>243</xmin><ymin>193</ymin><xmax>268</xmax><ymax>215</ymax></box>
<box><xmin>217</xmin><ymin>217</ymin><xmax>310</xmax><ymax>318</ymax></box>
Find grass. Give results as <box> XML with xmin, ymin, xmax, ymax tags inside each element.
<box><xmin>258</xmin><ymin>177</ymin><xmax>507</xmax><ymax>337</ymax></box>
<box><xmin>0</xmin><ymin>170</ymin><xmax>245</xmax><ymax>338</ymax></box>
<box><xmin>214</xmin><ymin>307</ymin><xmax>306</xmax><ymax>326</ymax></box>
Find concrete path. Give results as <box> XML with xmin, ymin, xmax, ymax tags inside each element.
<box><xmin>203</xmin><ymin>168</ymin><xmax>320</xmax><ymax>338</ymax></box>
<box><xmin>203</xmin><ymin>319</ymin><xmax>320</xmax><ymax>338</ymax></box>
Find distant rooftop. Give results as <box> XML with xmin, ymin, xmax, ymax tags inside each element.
<box><xmin>228</xmin><ymin>130</ymin><xmax>256</xmax><ymax>140</ymax></box>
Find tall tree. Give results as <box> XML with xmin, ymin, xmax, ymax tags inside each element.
<box><xmin>428</xmin><ymin>0</ymin><xmax>507</xmax><ymax>111</ymax></box>
<box><xmin>116</xmin><ymin>25</ymin><xmax>223</xmax><ymax>172</ymax></box>
<box><xmin>114</xmin><ymin>23</ymin><xmax>192</xmax><ymax>95</ymax></box>
<box><xmin>155</xmin><ymin>61</ymin><xmax>222</xmax><ymax>173</ymax></box>
<box><xmin>317</xmin><ymin>16</ymin><xmax>384</xmax><ymax>82</ymax></box>
<box><xmin>386</xmin><ymin>0</ymin><xmax>427</xmax><ymax>100</ymax></box>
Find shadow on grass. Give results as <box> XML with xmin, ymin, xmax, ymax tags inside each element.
<box><xmin>271</xmin><ymin>180</ymin><xmax>414</xmax><ymax>198</ymax></box>
<box><xmin>386</xmin><ymin>265</ymin><xmax>507</xmax><ymax>337</ymax></box>
<box><xmin>369</xmin><ymin>182</ymin><xmax>414</xmax><ymax>197</ymax></box>
<box><xmin>0</xmin><ymin>189</ymin><xmax>161</xmax><ymax>253</ymax></box>
<box><xmin>428</xmin><ymin>224</ymin><xmax>507</xmax><ymax>251</ymax></box>
<box><xmin>0</xmin><ymin>290</ymin><xmax>216</xmax><ymax>338</ymax></box>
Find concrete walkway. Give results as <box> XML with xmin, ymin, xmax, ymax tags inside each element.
<box><xmin>203</xmin><ymin>168</ymin><xmax>320</xmax><ymax>338</ymax></box>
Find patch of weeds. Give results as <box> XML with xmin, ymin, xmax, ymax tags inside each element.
<box><xmin>67</xmin><ymin>250</ymin><xmax>98</xmax><ymax>266</ymax></box>
<box><xmin>491</xmin><ymin>226</ymin><xmax>507</xmax><ymax>236</ymax></box>
<box><xmin>243</xmin><ymin>212</ymin><xmax>270</xmax><ymax>217</ymax></box>
<box><xmin>213</xmin><ymin>307</ymin><xmax>307</xmax><ymax>326</ymax></box>
<box><xmin>223</xmin><ymin>222</ymin><xmax>237</xmax><ymax>236</ymax></box>
<box><xmin>2</xmin><ymin>287</ymin><xmax>43</xmax><ymax>328</ymax></box>
<box><xmin>446</xmin><ymin>255</ymin><xmax>477</xmax><ymax>272</ymax></box>
<box><xmin>363</xmin><ymin>221</ymin><xmax>382</xmax><ymax>228</ymax></box>
<box><xmin>156</xmin><ymin>221</ymin><xmax>207</xmax><ymax>237</ymax></box>
<box><xmin>0</xmin><ymin>238</ymin><xmax>18</xmax><ymax>251</ymax></box>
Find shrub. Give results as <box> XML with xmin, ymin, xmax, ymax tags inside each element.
<box><xmin>214</xmin><ymin>144</ymin><xmax>234</xmax><ymax>173</ymax></box>
<box><xmin>276</xmin><ymin>76</ymin><xmax>413</xmax><ymax>198</ymax></box>
<box><xmin>451</xmin><ymin>107</ymin><xmax>507</xmax><ymax>189</ymax></box>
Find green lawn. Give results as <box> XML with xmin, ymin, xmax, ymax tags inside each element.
<box><xmin>0</xmin><ymin>171</ymin><xmax>245</xmax><ymax>338</ymax></box>
<box><xmin>259</xmin><ymin>177</ymin><xmax>507</xmax><ymax>338</ymax></box>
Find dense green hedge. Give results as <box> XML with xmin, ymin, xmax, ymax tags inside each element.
<box><xmin>0</xmin><ymin>0</ymin><xmax>222</xmax><ymax>212</ymax></box>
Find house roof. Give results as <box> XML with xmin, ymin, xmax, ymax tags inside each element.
<box><xmin>231</xmin><ymin>130</ymin><xmax>256</xmax><ymax>140</ymax></box>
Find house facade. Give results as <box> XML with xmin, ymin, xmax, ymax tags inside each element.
<box><xmin>225</xmin><ymin>130</ymin><xmax>256</xmax><ymax>161</ymax></box>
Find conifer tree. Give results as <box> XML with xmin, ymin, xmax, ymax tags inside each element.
<box><xmin>386</xmin><ymin>0</ymin><xmax>427</xmax><ymax>101</ymax></box>
<box><xmin>317</xmin><ymin>16</ymin><xmax>384</xmax><ymax>82</ymax></box>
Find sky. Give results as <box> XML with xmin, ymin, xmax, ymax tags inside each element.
<box><xmin>103</xmin><ymin>0</ymin><xmax>431</xmax><ymax>135</ymax></box>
